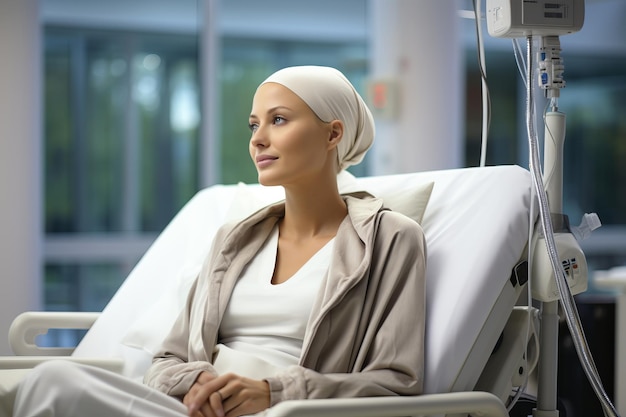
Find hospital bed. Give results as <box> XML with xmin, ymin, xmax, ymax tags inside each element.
<box><xmin>1</xmin><ymin>165</ymin><xmax>536</xmax><ymax>416</ymax></box>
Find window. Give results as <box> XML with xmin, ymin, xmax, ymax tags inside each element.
<box><xmin>45</xmin><ymin>28</ymin><xmax>201</xmax><ymax>235</ymax></box>
<box><xmin>43</xmin><ymin>28</ymin><xmax>201</xmax><ymax>345</ymax></box>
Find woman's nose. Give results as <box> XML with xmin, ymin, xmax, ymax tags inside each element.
<box><xmin>250</xmin><ymin>125</ymin><xmax>267</xmax><ymax>147</ymax></box>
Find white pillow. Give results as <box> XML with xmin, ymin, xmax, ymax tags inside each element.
<box><xmin>378</xmin><ymin>181</ymin><xmax>434</xmax><ymax>224</ymax></box>
<box><xmin>121</xmin><ymin>179</ymin><xmax>434</xmax><ymax>358</ymax></box>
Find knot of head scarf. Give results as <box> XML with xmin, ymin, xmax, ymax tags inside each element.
<box><xmin>259</xmin><ymin>66</ymin><xmax>375</xmax><ymax>171</ymax></box>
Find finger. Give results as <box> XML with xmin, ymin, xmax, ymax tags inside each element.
<box><xmin>187</xmin><ymin>382</ymin><xmax>222</xmax><ymax>413</ymax></box>
<box><xmin>196</xmin><ymin>371</ymin><xmax>216</xmax><ymax>385</ymax></box>
<box><xmin>184</xmin><ymin>382</ymin><xmax>207</xmax><ymax>411</ymax></box>
<box><xmin>199</xmin><ymin>402</ymin><xmax>218</xmax><ymax>417</ymax></box>
<box><xmin>186</xmin><ymin>390</ymin><xmax>208</xmax><ymax>417</ymax></box>
<box><xmin>210</xmin><ymin>391</ymin><xmax>226</xmax><ymax>417</ymax></box>
<box><xmin>223</xmin><ymin>379</ymin><xmax>271</xmax><ymax>417</ymax></box>
<box><xmin>183</xmin><ymin>385</ymin><xmax>199</xmax><ymax>407</ymax></box>
<box><xmin>186</xmin><ymin>402</ymin><xmax>207</xmax><ymax>417</ymax></box>
<box><xmin>191</xmin><ymin>375</ymin><xmax>231</xmax><ymax>409</ymax></box>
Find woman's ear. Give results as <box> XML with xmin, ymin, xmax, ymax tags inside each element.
<box><xmin>327</xmin><ymin>120</ymin><xmax>344</xmax><ymax>150</ymax></box>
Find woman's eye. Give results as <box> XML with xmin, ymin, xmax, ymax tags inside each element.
<box><xmin>273</xmin><ymin>116</ymin><xmax>285</xmax><ymax>125</ymax></box>
<box><xmin>248</xmin><ymin>123</ymin><xmax>258</xmax><ymax>132</ymax></box>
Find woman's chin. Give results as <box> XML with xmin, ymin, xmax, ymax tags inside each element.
<box><xmin>257</xmin><ymin>174</ymin><xmax>281</xmax><ymax>187</ymax></box>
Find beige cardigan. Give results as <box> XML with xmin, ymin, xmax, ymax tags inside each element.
<box><xmin>144</xmin><ymin>193</ymin><xmax>427</xmax><ymax>406</ymax></box>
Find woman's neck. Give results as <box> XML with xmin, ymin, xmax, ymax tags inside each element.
<box><xmin>280</xmin><ymin>180</ymin><xmax>347</xmax><ymax>241</ymax></box>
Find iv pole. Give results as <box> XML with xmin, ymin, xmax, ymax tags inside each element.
<box><xmin>530</xmin><ymin>34</ymin><xmax>566</xmax><ymax>417</ymax></box>
<box><xmin>530</xmin><ymin>35</ymin><xmax>620</xmax><ymax>417</ymax></box>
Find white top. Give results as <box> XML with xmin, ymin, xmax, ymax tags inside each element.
<box><xmin>219</xmin><ymin>225</ymin><xmax>334</xmax><ymax>369</ymax></box>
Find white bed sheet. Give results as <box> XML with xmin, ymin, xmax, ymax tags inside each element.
<box><xmin>72</xmin><ymin>165</ymin><xmax>532</xmax><ymax>394</ymax></box>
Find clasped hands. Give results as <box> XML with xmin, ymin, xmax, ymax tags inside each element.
<box><xmin>183</xmin><ymin>371</ymin><xmax>270</xmax><ymax>417</ymax></box>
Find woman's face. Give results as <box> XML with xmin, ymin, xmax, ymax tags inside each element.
<box><xmin>249</xmin><ymin>82</ymin><xmax>340</xmax><ymax>187</ymax></box>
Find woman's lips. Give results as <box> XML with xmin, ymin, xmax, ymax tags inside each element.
<box><xmin>256</xmin><ymin>155</ymin><xmax>278</xmax><ymax>168</ymax></box>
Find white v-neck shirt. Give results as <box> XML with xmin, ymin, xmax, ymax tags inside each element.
<box><xmin>219</xmin><ymin>225</ymin><xmax>334</xmax><ymax>369</ymax></box>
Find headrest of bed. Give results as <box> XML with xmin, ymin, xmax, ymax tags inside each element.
<box><xmin>73</xmin><ymin>165</ymin><xmax>532</xmax><ymax>393</ymax></box>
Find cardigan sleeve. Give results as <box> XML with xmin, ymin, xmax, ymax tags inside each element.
<box><xmin>142</xmin><ymin>276</ymin><xmax>218</xmax><ymax>397</ymax></box>
<box><xmin>142</xmin><ymin>225</ymin><xmax>237</xmax><ymax>397</ymax></box>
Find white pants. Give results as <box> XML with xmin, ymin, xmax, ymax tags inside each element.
<box><xmin>0</xmin><ymin>369</ymin><xmax>31</xmax><ymax>417</ymax></box>
<box><xmin>13</xmin><ymin>361</ymin><xmax>189</xmax><ymax>417</ymax></box>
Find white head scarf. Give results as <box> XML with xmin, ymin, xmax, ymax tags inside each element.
<box><xmin>259</xmin><ymin>66</ymin><xmax>375</xmax><ymax>171</ymax></box>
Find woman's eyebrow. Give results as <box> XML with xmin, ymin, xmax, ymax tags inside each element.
<box><xmin>268</xmin><ymin>106</ymin><xmax>292</xmax><ymax>113</ymax></box>
<box><xmin>250</xmin><ymin>106</ymin><xmax>293</xmax><ymax>119</ymax></box>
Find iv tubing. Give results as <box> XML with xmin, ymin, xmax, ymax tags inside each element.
<box><xmin>524</xmin><ymin>36</ymin><xmax>619</xmax><ymax>417</ymax></box>
<box><xmin>512</xmin><ymin>38</ymin><xmax>527</xmax><ymax>87</ymax></box>
<box><xmin>473</xmin><ymin>0</ymin><xmax>490</xmax><ymax>167</ymax></box>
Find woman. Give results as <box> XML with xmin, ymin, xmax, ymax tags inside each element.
<box><xmin>13</xmin><ymin>66</ymin><xmax>426</xmax><ymax>417</ymax></box>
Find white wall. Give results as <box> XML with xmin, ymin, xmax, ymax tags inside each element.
<box><xmin>0</xmin><ymin>0</ymin><xmax>42</xmax><ymax>355</ymax></box>
<box><xmin>369</xmin><ymin>0</ymin><xmax>464</xmax><ymax>174</ymax></box>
